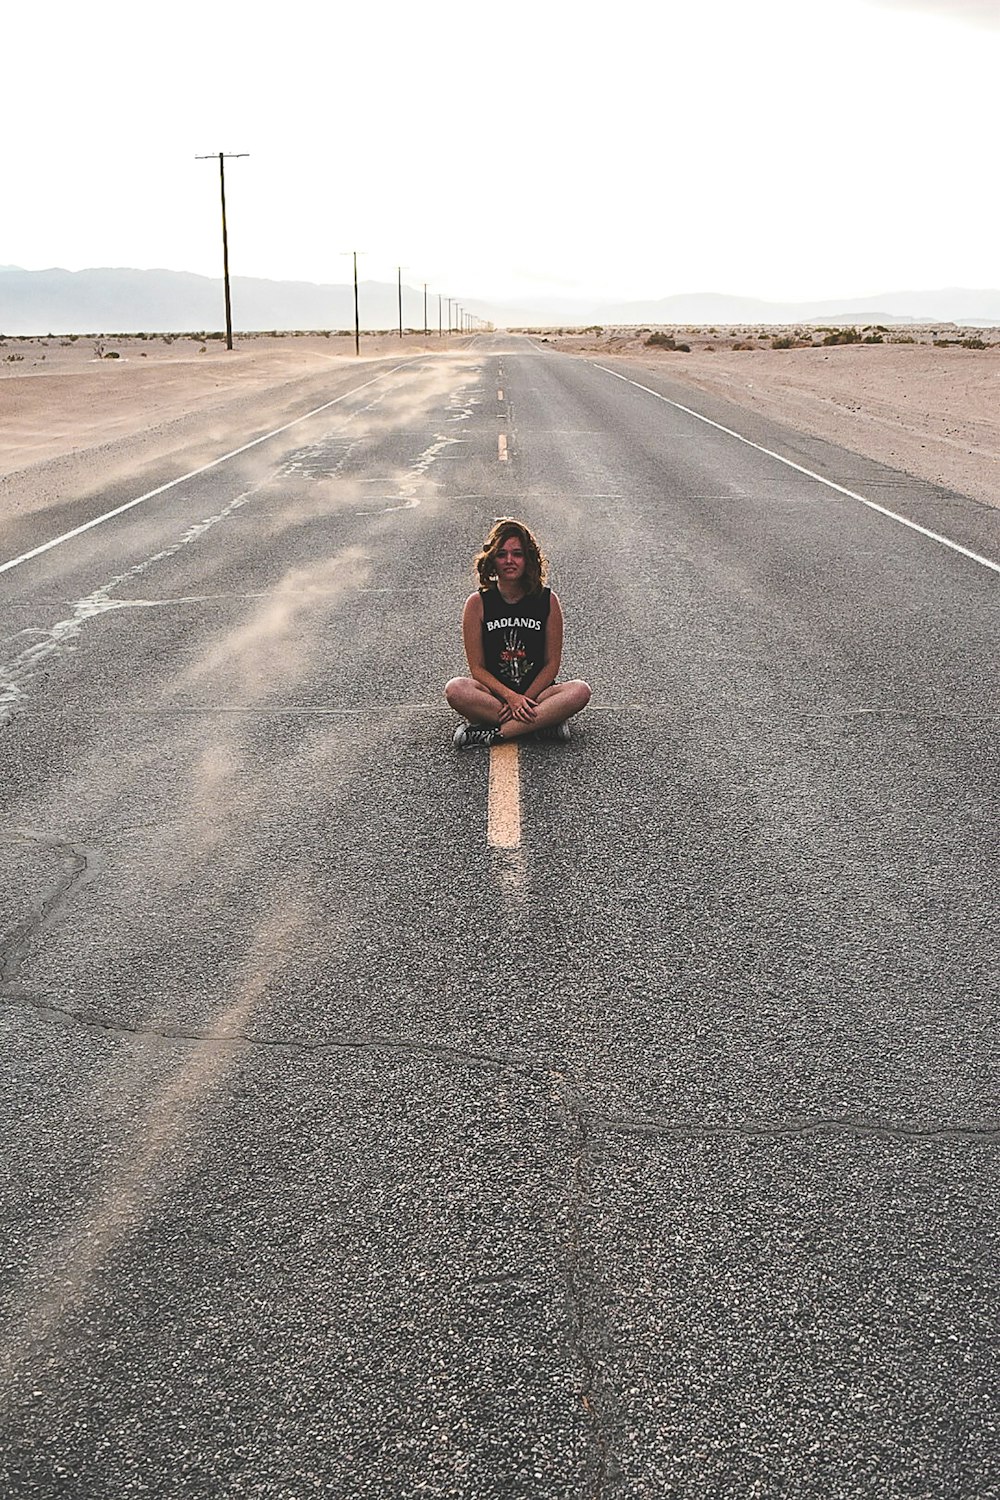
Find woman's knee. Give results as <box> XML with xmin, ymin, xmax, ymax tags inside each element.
<box><xmin>445</xmin><ymin>676</ymin><xmax>476</xmax><ymax>708</ymax></box>
<box><xmin>568</xmin><ymin>679</ymin><xmax>592</xmax><ymax>710</ymax></box>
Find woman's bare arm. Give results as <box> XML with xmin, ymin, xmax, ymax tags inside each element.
<box><xmin>522</xmin><ymin>592</ymin><xmax>564</xmax><ymax>699</ymax></box>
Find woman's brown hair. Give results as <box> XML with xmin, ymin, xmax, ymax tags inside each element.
<box><xmin>474</xmin><ymin>518</ymin><xmax>548</xmax><ymax>595</ymax></box>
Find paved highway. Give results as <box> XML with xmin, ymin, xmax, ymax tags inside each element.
<box><xmin>1</xmin><ymin>335</ymin><xmax>997</xmax><ymax>1498</ymax></box>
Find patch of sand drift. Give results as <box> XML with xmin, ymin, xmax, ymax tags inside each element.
<box><xmin>0</xmin><ymin>333</ymin><xmax>453</xmax><ymax>521</ymax></box>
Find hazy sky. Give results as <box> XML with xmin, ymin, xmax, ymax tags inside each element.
<box><xmin>6</xmin><ymin>0</ymin><xmax>999</xmax><ymax>310</ymax></box>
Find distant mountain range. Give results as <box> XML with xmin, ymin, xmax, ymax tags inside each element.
<box><xmin>3</xmin><ymin>265</ymin><xmax>1000</xmax><ymax>335</ymax></box>
<box><xmin>0</xmin><ymin>266</ymin><xmax>428</xmax><ymax>337</ymax></box>
<box><xmin>527</xmin><ymin>287</ymin><xmax>1000</xmax><ymax>328</ymax></box>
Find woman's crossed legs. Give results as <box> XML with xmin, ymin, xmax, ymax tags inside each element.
<box><xmin>444</xmin><ymin>678</ymin><xmax>591</xmax><ymax>739</ymax></box>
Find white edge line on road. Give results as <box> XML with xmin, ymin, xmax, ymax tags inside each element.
<box><xmin>0</xmin><ymin>360</ymin><xmax>424</xmax><ymax>577</ymax></box>
<box><xmin>592</xmin><ymin>363</ymin><xmax>1000</xmax><ymax>578</ymax></box>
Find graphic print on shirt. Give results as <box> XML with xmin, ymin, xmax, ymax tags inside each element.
<box><xmin>498</xmin><ymin>626</ymin><xmax>535</xmax><ymax>688</ymax></box>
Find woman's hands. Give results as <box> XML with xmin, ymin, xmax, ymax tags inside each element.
<box><xmin>498</xmin><ymin>691</ymin><xmax>538</xmax><ymax>724</ymax></box>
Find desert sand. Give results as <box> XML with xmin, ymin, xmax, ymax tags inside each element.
<box><xmin>2</xmin><ymin>328</ymin><xmax>999</xmax><ymax>521</ymax></box>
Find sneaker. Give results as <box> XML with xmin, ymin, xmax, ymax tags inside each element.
<box><xmin>537</xmin><ymin>720</ymin><xmax>571</xmax><ymax>743</ymax></box>
<box><xmin>453</xmin><ymin>722</ymin><xmax>502</xmax><ymax>749</ymax></box>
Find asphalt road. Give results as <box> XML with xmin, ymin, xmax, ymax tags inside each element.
<box><xmin>1</xmin><ymin>335</ymin><xmax>997</xmax><ymax>1499</ymax></box>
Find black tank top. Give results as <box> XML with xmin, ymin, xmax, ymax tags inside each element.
<box><xmin>481</xmin><ymin>586</ymin><xmax>551</xmax><ymax>691</ymax></box>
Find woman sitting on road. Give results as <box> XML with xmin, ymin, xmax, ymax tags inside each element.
<box><xmin>445</xmin><ymin>518</ymin><xmax>591</xmax><ymax>749</ymax></box>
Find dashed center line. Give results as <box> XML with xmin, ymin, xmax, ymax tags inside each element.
<box><xmin>497</xmin><ymin>388</ymin><xmax>504</xmax><ymax>401</ymax></box>
<box><xmin>498</xmin><ymin>432</ymin><xmax>509</xmax><ymax>462</ymax></box>
<box><xmin>487</xmin><ymin>742</ymin><xmax>521</xmax><ymax>848</ymax></box>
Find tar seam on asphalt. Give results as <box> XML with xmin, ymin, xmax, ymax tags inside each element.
<box><xmin>3</xmin><ymin>924</ymin><xmax>997</xmax><ymax>1146</ymax></box>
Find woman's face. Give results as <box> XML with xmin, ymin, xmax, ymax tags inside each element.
<box><xmin>494</xmin><ymin>534</ymin><xmax>527</xmax><ymax>587</ymax></box>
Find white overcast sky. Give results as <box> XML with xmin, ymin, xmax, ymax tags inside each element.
<box><xmin>6</xmin><ymin>0</ymin><xmax>999</xmax><ymax>308</ymax></box>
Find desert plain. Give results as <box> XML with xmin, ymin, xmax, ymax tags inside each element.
<box><xmin>2</xmin><ymin>325</ymin><xmax>999</xmax><ymax>522</ymax></box>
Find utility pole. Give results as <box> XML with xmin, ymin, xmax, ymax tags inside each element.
<box><xmin>195</xmin><ymin>151</ymin><xmax>248</xmax><ymax>350</ymax></box>
<box><xmin>423</xmin><ymin>282</ymin><xmax>428</xmax><ymax>337</ymax></box>
<box><xmin>397</xmin><ymin>266</ymin><xmax>403</xmax><ymax>338</ymax></box>
<box><xmin>353</xmin><ymin>251</ymin><xmax>361</xmax><ymax>356</ymax></box>
<box><xmin>438</xmin><ymin>294</ymin><xmax>443</xmax><ymax>336</ymax></box>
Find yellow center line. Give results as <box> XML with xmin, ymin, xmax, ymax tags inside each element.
<box><xmin>487</xmin><ymin>741</ymin><xmax>521</xmax><ymax>848</ymax></box>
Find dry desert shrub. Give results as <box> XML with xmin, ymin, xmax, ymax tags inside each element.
<box><xmin>645</xmin><ymin>331</ymin><xmax>691</xmax><ymax>351</ymax></box>
<box><xmin>821</xmin><ymin>327</ymin><xmax>862</xmax><ymax>345</ymax></box>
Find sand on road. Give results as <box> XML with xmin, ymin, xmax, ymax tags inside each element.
<box><xmin>0</xmin><ymin>333</ymin><xmax>447</xmax><ymax>524</ymax></box>
<box><xmin>2</xmin><ymin>329</ymin><xmax>999</xmax><ymax>524</ymax></box>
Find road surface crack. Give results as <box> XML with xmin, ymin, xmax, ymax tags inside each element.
<box><xmin>2</xmin><ymin>981</ymin><xmax>995</xmax><ymax>1149</ymax></box>
<box><xmin>0</xmin><ymin>832</ymin><xmax>100</xmax><ymax>983</ymax></box>
<box><xmin>0</xmin><ymin>989</ymin><xmax>531</xmax><ymax>1076</ymax></box>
